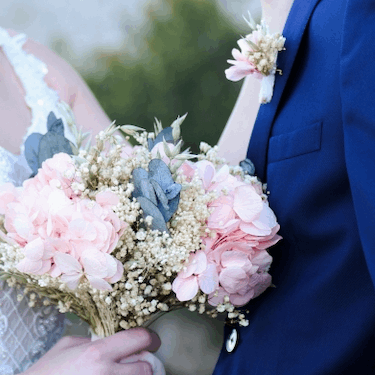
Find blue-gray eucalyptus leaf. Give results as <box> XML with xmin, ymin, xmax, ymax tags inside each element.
<box><xmin>140</xmin><ymin>178</ymin><xmax>158</xmax><ymax>206</ymax></box>
<box><xmin>47</xmin><ymin>111</ymin><xmax>65</xmax><ymax>136</ymax></box>
<box><xmin>158</xmin><ymin>194</ymin><xmax>180</xmax><ymax>223</ymax></box>
<box><xmin>132</xmin><ymin>167</ymin><xmax>150</xmax><ymax>196</ymax></box>
<box><xmin>148</xmin><ymin>127</ymin><xmax>174</xmax><ymax>151</ymax></box>
<box><xmin>163</xmin><ymin>182</ymin><xmax>181</xmax><ymax>200</ymax></box>
<box><xmin>24</xmin><ymin>133</ymin><xmax>43</xmax><ymax>177</ymax></box>
<box><xmin>131</xmin><ymin>159</ymin><xmax>181</xmax><ymax>226</ymax></box>
<box><xmin>149</xmin><ymin>179</ymin><xmax>169</xmax><ymax>210</ymax></box>
<box><xmin>37</xmin><ymin>132</ymin><xmax>73</xmax><ymax>167</ymax></box>
<box><xmin>240</xmin><ymin>158</ymin><xmax>256</xmax><ymax>176</ymax></box>
<box><xmin>137</xmin><ymin>196</ymin><xmax>169</xmax><ymax>233</ymax></box>
<box><xmin>148</xmin><ymin>159</ymin><xmax>175</xmax><ymax>192</ymax></box>
<box><xmin>24</xmin><ymin>111</ymin><xmax>73</xmax><ymax>178</ymax></box>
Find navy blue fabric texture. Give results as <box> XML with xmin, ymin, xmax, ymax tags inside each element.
<box><xmin>213</xmin><ymin>0</ymin><xmax>375</xmax><ymax>373</ymax></box>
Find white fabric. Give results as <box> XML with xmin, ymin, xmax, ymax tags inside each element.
<box><xmin>0</xmin><ymin>27</ymin><xmax>71</xmax><ymax>374</ymax></box>
<box><xmin>119</xmin><ymin>350</ymin><xmax>166</xmax><ymax>375</ymax></box>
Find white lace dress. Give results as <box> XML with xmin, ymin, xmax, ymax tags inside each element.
<box><xmin>0</xmin><ymin>27</ymin><xmax>76</xmax><ymax>375</ymax></box>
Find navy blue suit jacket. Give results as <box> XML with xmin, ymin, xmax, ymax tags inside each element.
<box><xmin>213</xmin><ymin>0</ymin><xmax>375</xmax><ymax>373</ymax></box>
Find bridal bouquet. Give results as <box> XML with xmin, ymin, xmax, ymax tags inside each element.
<box><xmin>0</xmin><ymin>110</ymin><xmax>281</xmax><ymax>339</ymax></box>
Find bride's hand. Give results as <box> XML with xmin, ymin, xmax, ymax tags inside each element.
<box><xmin>23</xmin><ymin>328</ymin><xmax>161</xmax><ymax>375</ymax></box>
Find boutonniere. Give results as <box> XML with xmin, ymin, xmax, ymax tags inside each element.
<box><xmin>225</xmin><ymin>12</ymin><xmax>286</xmax><ymax>104</ymax></box>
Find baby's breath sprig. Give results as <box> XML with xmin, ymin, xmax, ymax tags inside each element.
<box><xmin>57</xmin><ymin>101</ymin><xmax>92</xmax><ymax>155</ymax></box>
<box><xmin>242</xmin><ymin>11</ymin><xmax>286</xmax><ymax>77</ymax></box>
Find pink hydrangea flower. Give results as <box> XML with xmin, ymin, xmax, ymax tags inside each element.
<box><xmin>174</xmin><ymin>160</ymin><xmax>281</xmax><ymax>306</ymax></box>
<box><xmin>204</xmin><ymin>237</ymin><xmax>274</xmax><ymax>307</ymax></box>
<box><xmin>195</xmin><ymin>161</ymin><xmax>276</xmax><ymax>236</ymax></box>
<box><xmin>16</xmin><ymin>237</ymin><xmax>52</xmax><ymax>275</ymax></box>
<box><xmin>225</xmin><ymin>42</ymin><xmax>263</xmax><ymax>82</ymax></box>
<box><xmin>53</xmin><ymin>248</ymin><xmax>123</xmax><ymax>291</ymax></box>
<box><xmin>179</xmin><ymin>161</ymin><xmax>196</xmax><ymax>181</ymax></box>
<box><xmin>0</xmin><ymin>153</ymin><xmax>127</xmax><ymax>291</ymax></box>
<box><xmin>172</xmin><ymin>250</ymin><xmax>219</xmax><ymax>301</ymax></box>
<box><xmin>0</xmin><ymin>183</ymin><xmax>19</xmax><ymax>215</ymax></box>
<box><xmin>28</xmin><ymin>152</ymin><xmax>77</xmax><ymax>198</ymax></box>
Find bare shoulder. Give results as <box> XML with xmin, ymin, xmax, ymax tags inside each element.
<box><xmin>5</xmin><ymin>28</ymin><xmax>112</xmax><ymax>134</ymax></box>
<box><xmin>6</xmin><ymin>28</ymin><xmax>80</xmax><ymax>104</ymax></box>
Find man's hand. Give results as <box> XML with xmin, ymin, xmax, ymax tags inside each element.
<box><xmin>24</xmin><ymin>328</ymin><xmax>161</xmax><ymax>375</ymax></box>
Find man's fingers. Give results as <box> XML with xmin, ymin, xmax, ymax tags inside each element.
<box><xmin>112</xmin><ymin>361</ymin><xmax>152</xmax><ymax>375</ymax></box>
<box><xmin>56</xmin><ymin>336</ymin><xmax>91</xmax><ymax>349</ymax></box>
<box><xmin>94</xmin><ymin>328</ymin><xmax>161</xmax><ymax>362</ymax></box>
<box><xmin>145</xmin><ymin>329</ymin><xmax>162</xmax><ymax>353</ymax></box>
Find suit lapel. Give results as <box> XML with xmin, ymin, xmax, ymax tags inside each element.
<box><xmin>247</xmin><ymin>0</ymin><xmax>322</xmax><ymax>182</ymax></box>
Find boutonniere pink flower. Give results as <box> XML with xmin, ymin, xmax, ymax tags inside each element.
<box><xmin>225</xmin><ymin>12</ymin><xmax>286</xmax><ymax>104</ymax></box>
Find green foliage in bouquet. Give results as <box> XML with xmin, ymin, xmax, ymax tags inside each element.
<box><xmin>82</xmin><ymin>0</ymin><xmax>243</xmax><ymax>153</ymax></box>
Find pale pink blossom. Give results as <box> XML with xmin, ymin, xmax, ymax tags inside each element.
<box><xmin>96</xmin><ymin>190</ymin><xmax>119</xmax><ymax>209</ymax></box>
<box><xmin>53</xmin><ymin>248</ymin><xmax>123</xmax><ymax>291</ymax></box>
<box><xmin>195</xmin><ymin>161</ymin><xmax>269</xmax><ymax>235</ymax></box>
<box><xmin>215</xmin><ymin>224</ymin><xmax>281</xmax><ymax>253</ymax></box>
<box><xmin>172</xmin><ymin>250</ymin><xmax>219</xmax><ymax>301</ymax></box>
<box><xmin>225</xmin><ymin>39</ymin><xmax>263</xmax><ymax>82</ymax></box>
<box><xmin>30</xmin><ymin>153</ymin><xmax>77</xmax><ymax>198</ymax></box>
<box><xmin>204</xmin><ymin>238</ymin><xmax>273</xmax><ymax>307</ymax></box>
<box><xmin>179</xmin><ymin>161</ymin><xmax>196</xmax><ymax>181</ymax></box>
<box><xmin>177</xmin><ymin>159</ymin><xmax>281</xmax><ymax>307</ymax></box>
<box><xmin>172</xmin><ymin>159</ymin><xmax>280</xmax><ymax>306</ymax></box>
<box><xmin>0</xmin><ymin>154</ymin><xmax>127</xmax><ymax>291</ymax></box>
<box><xmin>0</xmin><ymin>183</ymin><xmax>19</xmax><ymax>215</ymax></box>
<box><xmin>226</xmin><ymin>20</ymin><xmax>285</xmax><ymax>104</ymax></box>
<box><xmin>16</xmin><ymin>237</ymin><xmax>52</xmax><ymax>275</ymax></box>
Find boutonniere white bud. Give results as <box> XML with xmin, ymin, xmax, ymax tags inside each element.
<box><xmin>225</xmin><ymin>11</ymin><xmax>286</xmax><ymax>104</ymax></box>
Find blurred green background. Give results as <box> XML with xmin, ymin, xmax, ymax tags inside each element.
<box><xmin>63</xmin><ymin>0</ymin><xmax>251</xmax><ymax>153</ymax></box>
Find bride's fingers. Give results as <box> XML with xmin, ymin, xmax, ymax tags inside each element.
<box><xmin>112</xmin><ymin>361</ymin><xmax>153</xmax><ymax>375</ymax></box>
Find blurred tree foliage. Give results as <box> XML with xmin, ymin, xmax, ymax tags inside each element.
<box><xmin>81</xmin><ymin>0</ymin><xmax>243</xmax><ymax>153</ymax></box>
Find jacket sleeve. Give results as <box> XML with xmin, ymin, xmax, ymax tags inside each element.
<box><xmin>340</xmin><ymin>0</ymin><xmax>375</xmax><ymax>286</ymax></box>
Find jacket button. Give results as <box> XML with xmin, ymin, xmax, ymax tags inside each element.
<box><xmin>226</xmin><ymin>328</ymin><xmax>239</xmax><ymax>353</ymax></box>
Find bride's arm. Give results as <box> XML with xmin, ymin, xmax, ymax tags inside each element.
<box><xmin>7</xmin><ymin>29</ymin><xmax>112</xmax><ymax>134</ymax></box>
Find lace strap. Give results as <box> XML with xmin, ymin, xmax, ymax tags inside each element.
<box><xmin>0</xmin><ymin>27</ymin><xmax>76</xmax><ymax>154</ymax></box>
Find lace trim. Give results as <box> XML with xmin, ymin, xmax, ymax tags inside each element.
<box><xmin>0</xmin><ymin>148</ymin><xmax>32</xmax><ymax>187</ymax></box>
<box><xmin>0</xmin><ymin>27</ymin><xmax>76</xmax><ymax>155</ymax></box>
<box><xmin>0</xmin><ymin>280</ymin><xmax>66</xmax><ymax>375</ymax></box>
<box><xmin>0</xmin><ymin>27</ymin><xmax>75</xmax><ymax>373</ymax></box>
